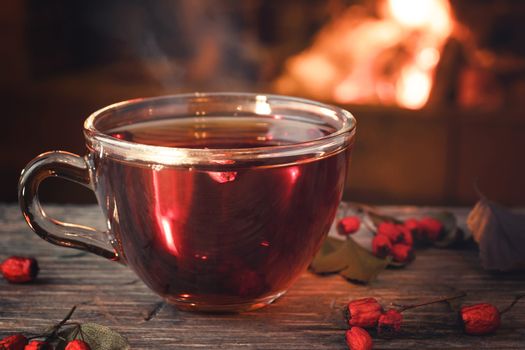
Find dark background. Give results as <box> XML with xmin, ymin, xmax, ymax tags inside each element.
<box><xmin>2</xmin><ymin>0</ymin><xmax>525</xmax><ymax>206</ymax></box>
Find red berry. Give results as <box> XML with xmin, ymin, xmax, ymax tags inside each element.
<box><xmin>391</xmin><ymin>244</ymin><xmax>414</xmax><ymax>263</ymax></box>
<box><xmin>396</xmin><ymin>225</ymin><xmax>413</xmax><ymax>246</ymax></box>
<box><xmin>0</xmin><ymin>334</ymin><xmax>28</xmax><ymax>350</ymax></box>
<box><xmin>346</xmin><ymin>297</ymin><xmax>383</xmax><ymax>328</ymax></box>
<box><xmin>65</xmin><ymin>340</ymin><xmax>91</xmax><ymax>350</ymax></box>
<box><xmin>377</xmin><ymin>222</ymin><xmax>401</xmax><ymax>243</ymax></box>
<box><xmin>1</xmin><ymin>257</ymin><xmax>39</xmax><ymax>283</ymax></box>
<box><xmin>24</xmin><ymin>341</ymin><xmax>50</xmax><ymax>350</ymax></box>
<box><xmin>460</xmin><ymin>303</ymin><xmax>501</xmax><ymax>335</ymax></box>
<box><xmin>403</xmin><ymin>218</ymin><xmax>422</xmax><ymax>238</ymax></box>
<box><xmin>378</xmin><ymin>309</ymin><xmax>403</xmax><ymax>334</ymax></box>
<box><xmin>419</xmin><ymin>217</ymin><xmax>443</xmax><ymax>241</ymax></box>
<box><xmin>337</xmin><ymin>216</ymin><xmax>361</xmax><ymax>236</ymax></box>
<box><xmin>345</xmin><ymin>327</ymin><xmax>373</xmax><ymax>350</ymax></box>
<box><xmin>372</xmin><ymin>235</ymin><xmax>392</xmax><ymax>258</ymax></box>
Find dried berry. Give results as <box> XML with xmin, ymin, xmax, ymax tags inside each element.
<box><xmin>338</xmin><ymin>216</ymin><xmax>361</xmax><ymax>236</ymax></box>
<box><xmin>403</xmin><ymin>218</ymin><xmax>423</xmax><ymax>239</ymax></box>
<box><xmin>372</xmin><ymin>235</ymin><xmax>392</xmax><ymax>258</ymax></box>
<box><xmin>345</xmin><ymin>327</ymin><xmax>373</xmax><ymax>350</ymax></box>
<box><xmin>396</xmin><ymin>225</ymin><xmax>413</xmax><ymax>246</ymax></box>
<box><xmin>65</xmin><ymin>340</ymin><xmax>91</xmax><ymax>350</ymax></box>
<box><xmin>1</xmin><ymin>256</ymin><xmax>39</xmax><ymax>283</ymax></box>
<box><xmin>0</xmin><ymin>334</ymin><xmax>28</xmax><ymax>350</ymax></box>
<box><xmin>419</xmin><ymin>217</ymin><xmax>443</xmax><ymax>241</ymax></box>
<box><xmin>391</xmin><ymin>244</ymin><xmax>414</xmax><ymax>263</ymax></box>
<box><xmin>460</xmin><ymin>303</ymin><xmax>501</xmax><ymax>335</ymax></box>
<box><xmin>24</xmin><ymin>341</ymin><xmax>50</xmax><ymax>350</ymax></box>
<box><xmin>378</xmin><ymin>309</ymin><xmax>403</xmax><ymax>334</ymax></box>
<box><xmin>377</xmin><ymin>222</ymin><xmax>401</xmax><ymax>243</ymax></box>
<box><xmin>346</xmin><ymin>298</ymin><xmax>383</xmax><ymax>328</ymax></box>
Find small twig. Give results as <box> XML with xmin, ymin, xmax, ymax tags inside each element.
<box><xmin>71</xmin><ymin>325</ymin><xmax>80</xmax><ymax>340</ymax></box>
<box><xmin>41</xmin><ymin>305</ymin><xmax>78</xmax><ymax>341</ymax></box>
<box><xmin>393</xmin><ymin>292</ymin><xmax>467</xmax><ymax>312</ymax></box>
<box><xmin>78</xmin><ymin>324</ymin><xmax>85</xmax><ymax>342</ymax></box>
<box><xmin>57</xmin><ymin>306</ymin><xmax>77</xmax><ymax>328</ymax></box>
<box><xmin>500</xmin><ymin>295</ymin><xmax>525</xmax><ymax>315</ymax></box>
<box><xmin>143</xmin><ymin>301</ymin><xmax>165</xmax><ymax>321</ymax></box>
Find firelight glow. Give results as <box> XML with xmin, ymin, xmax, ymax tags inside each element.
<box><xmin>288</xmin><ymin>166</ymin><xmax>300</xmax><ymax>184</ymax></box>
<box><xmin>388</xmin><ymin>0</ymin><xmax>445</xmax><ymax>29</ymax></box>
<box><xmin>275</xmin><ymin>0</ymin><xmax>454</xmax><ymax>110</ymax></box>
<box><xmin>386</xmin><ymin>0</ymin><xmax>453</xmax><ymax>109</ymax></box>
<box><xmin>153</xmin><ymin>171</ymin><xmax>180</xmax><ymax>256</ymax></box>
<box><xmin>396</xmin><ymin>67</ymin><xmax>432</xmax><ymax>110</ymax></box>
<box><xmin>255</xmin><ymin>95</ymin><xmax>272</xmax><ymax>115</ymax></box>
<box><xmin>161</xmin><ymin>217</ymin><xmax>179</xmax><ymax>256</ymax></box>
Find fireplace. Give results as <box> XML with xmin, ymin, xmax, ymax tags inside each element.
<box><xmin>2</xmin><ymin>0</ymin><xmax>524</xmax><ymax>205</ymax></box>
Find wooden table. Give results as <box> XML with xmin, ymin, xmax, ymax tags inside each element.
<box><xmin>1</xmin><ymin>204</ymin><xmax>524</xmax><ymax>349</ymax></box>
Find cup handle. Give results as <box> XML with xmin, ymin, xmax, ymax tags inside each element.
<box><xmin>18</xmin><ymin>151</ymin><xmax>120</xmax><ymax>262</ymax></box>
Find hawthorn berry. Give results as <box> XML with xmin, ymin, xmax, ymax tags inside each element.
<box><xmin>391</xmin><ymin>244</ymin><xmax>414</xmax><ymax>263</ymax></box>
<box><xmin>338</xmin><ymin>216</ymin><xmax>361</xmax><ymax>236</ymax></box>
<box><xmin>403</xmin><ymin>218</ymin><xmax>422</xmax><ymax>239</ymax></box>
<box><xmin>65</xmin><ymin>340</ymin><xmax>91</xmax><ymax>350</ymax></box>
<box><xmin>377</xmin><ymin>222</ymin><xmax>401</xmax><ymax>243</ymax></box>
<box><xmin>419</xmin><ymin>217</ymin><xmax>443</xmax><ymax>241</ymax></box>
<box><xmin>460</xmin><ymin>303</ymin><xmax>501</xmax><ymax>335</ymax></box>
<box><xmin>396</xmin><ymin>225</ymin><xmax>413</xmax><ymax>246</ymax></box>
<box><xmin>0</xmin><ymin>334</ymin><xmax>28</xmax><ymax>350</ymax></box>
<box><xmin>1</xmin><ymin>257</ymin><xmax>39</xmax><ymax>283</ymax></box>
<box><xmin>378</xmin><ymin>309</ymin><xmax>403</xmax><ymax>334</ymax></box>
<box><xmin>346</xmin><ymin>298</ymin><xmax>383</xmax><ymax>328</ymax></box>
<box><xmin>345</xmin><ymin>327</ymin><xmax>373</xmax><ymax>350</ymax></box>
<box><xmin>24</xmin><ymin>340</ymin><xmax>50</xmax><ymax>350</ymax></box>
<box><xmin>372</xmin><ymin>235</ymin><xmax>392</xmax><ymax>258</ymax></box>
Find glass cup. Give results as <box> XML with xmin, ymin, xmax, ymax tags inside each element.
<box><xmin>19</xmin><ymin>93</ymin><xmax>356</xmax><ymax>312</ymax></box>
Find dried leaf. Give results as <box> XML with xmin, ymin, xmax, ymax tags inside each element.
<box><xmin>348</xmin><ymin>202</ymin><xmax>402</xmax><ymax>228</ymax></box>
<box><xmin>467</xmin><ymin>195</ymin><xmax>525</xmax><ymax>271</ymax></box>
<box><xmin>56</xmin><ymin>323</ymin><xmax>130</xmax><ymax>350</ymax></box>
<box><xmin>311</xmin><ymin>237</ymin><xmax>390</xmax><ymax>283</ymax></box>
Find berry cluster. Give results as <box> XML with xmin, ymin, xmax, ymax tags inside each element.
<box><xmin>343</xmin><ymin>294</ymin><xmax>523</xmax><ymax>350</ymax></box>
<box><xmin>0</xmin><ymin>336</ymin><xmax>90</xmax><ymax>350</ymax></box>
<box><xmin>373</xmin><ymin>217</ymin><xmax>444</xmax><ymax>263</ymax></box>
<box><xmin>344</xmin><ymin>296</ymin><xmax>403</xmax><ymax>350</ymax></box>
<box><xmin>336</xmin><ymin>215</ymin><xmax>445</xmax><ymax>265</ymax></box>
<box><xmin>1</xmin><ymin>261</ymin><xmax>91</xmax><ymax>350</ymax></box>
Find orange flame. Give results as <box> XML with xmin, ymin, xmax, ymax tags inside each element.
<box><xmin>275</xmin><ymin>0</ymin><xmax>454</xmax><ymax>110</ymax></box>
<box><xmin>387</xmin><ymin>0</ymin><xmax>452</xmax><ymax>109</ymax></box>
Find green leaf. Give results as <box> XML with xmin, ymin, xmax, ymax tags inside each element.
<box><xmin>311</xmin><ymin>237</ymin><xmax>390</xmax><ymax>283</ymax></box>
<box><xmin>56</xmin><ymin>323</ymin><xmax>130</xmax><ymax>350</ymax></box>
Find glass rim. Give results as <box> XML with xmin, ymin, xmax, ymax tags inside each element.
<box><xmin>83</xmin><ymin>92</ymin><xmax>356</xmax><ymax>166</ymax></box>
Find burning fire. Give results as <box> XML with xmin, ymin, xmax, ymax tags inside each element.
<box><xmin>274</xmin><ymin>0</ymin><xmax>454</xmax><ymax>110</ymax></box>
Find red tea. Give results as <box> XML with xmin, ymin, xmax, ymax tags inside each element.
<box><xmin>93</xmin><ymin>116</ymin><xmax>350</xmax><ymax>310</ymax></box>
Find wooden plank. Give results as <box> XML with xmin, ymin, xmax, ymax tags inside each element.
<box><xmin>1</xmin><ymin>204</ymin><xmax>525</xmax><ymax>349</ymax></box>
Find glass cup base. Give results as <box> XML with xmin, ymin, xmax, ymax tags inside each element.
<box><xmin>165</xmin><ymin>290</ymin><xmax>287</xmax><ymax>313</ymax></box>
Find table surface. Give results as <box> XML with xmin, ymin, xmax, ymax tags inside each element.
<box><xmin>1</xmin><ymin>204</ymin><xmax>524</xmax><ymax>349</ymax></box>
